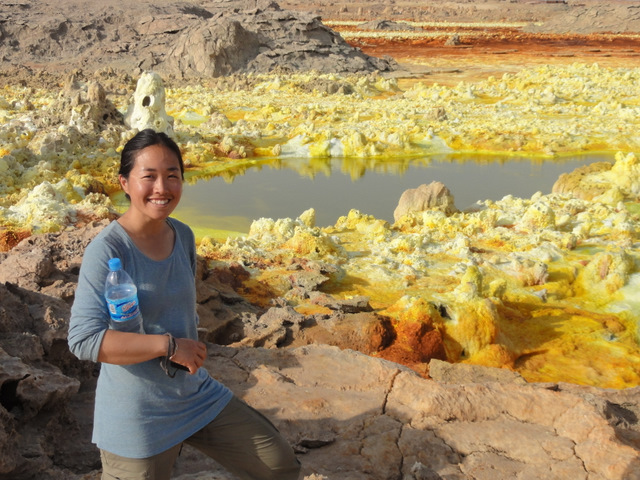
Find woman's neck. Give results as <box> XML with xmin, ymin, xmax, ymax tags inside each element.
<box><xmin>117</xmin><ymin>211</ymin><xmax>167</xmax><ymax>237</ymax></box>
<box><xmin>117</xmin><ymin>212</ymin><xmax>175</xmax><ymax>261</ymax></box>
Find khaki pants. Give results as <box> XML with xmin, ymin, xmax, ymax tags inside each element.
<box><xmin>100</xmin><ymin>396</ymin><xmax>301</xmax><ymax>480</ymax></box>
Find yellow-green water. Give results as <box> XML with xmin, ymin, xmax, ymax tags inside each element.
<box><xmin>171</xmin><ymin>153</ymin><xmax>611</xmax><ymax>235</ymax></box>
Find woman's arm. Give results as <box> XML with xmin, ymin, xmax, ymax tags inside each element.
<box><xmin>97</xmin><ymin>330</ymin><xmax>168</xmax><ymax>365</ymax></box>
<box><xmin>98</xmin><ymin>331</ymin><xmax>207</xmax><ymax>374</ymax></box>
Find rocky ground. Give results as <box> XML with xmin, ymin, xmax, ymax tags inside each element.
<box><xmin>1</xmin><ymin>1</ymin><xmax>640</xmax><ymax>479</ymax></box>
<box><xmin>3</xmin><ymin>0</ymin><xmax>640</xmax><ymax>87</ymax></box>
<box><xmin>0</xmin><ymin>0</ymin><xmax>395</xmax><ymax>86</ymax></box>
<box><xmin>1</xmin><ymin>221</ymin><xmax>639</xmax><ymax>480</ymax></box>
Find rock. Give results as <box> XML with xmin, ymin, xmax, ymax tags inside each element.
<box><xmin>231</xmin><ymin>306</ymin><xmax>305</xmax><ymax>348</ymax></box>
<box><xmin>0</xmin><ymin>346</ymin><xmax>81</xmax><ymax>478</ymax></box>
<box><xmin>425</xmin><ymin>106</ymin><xmax>447</xmax><ymax>122</ymax></box>
<box><xmin>0</xmin><ymin>245</ymin><xmax>54</xmax><ymax>290</ymax></box>
<box><xmin>123</xmin><ymin>71</ymin><xmax>174</xmax><ymax>134</ymax></box>
<box><xmin>525</xmin><ymin>3</ymin><xmax>640</xmax><ymax>34</ymax></box>
<box><xmin>38</xmin><ymin>73</ymin><xmax>122</xmax><ymax>132</ymax></box>
<box><xmin>551</xmin><ymin>152</ymin><xmax>640</xmax><ymax>206</ymax></box>
<box><xmin>298</xmin><ymin>208</ymin><xmax>316</xmax><ymax>228</ymax></box>
<box><xmin>393</xmin><ymin>181</ymin><xmax>459</xmax><ymax>222</ymax></box>
<box><xmin>429</xmin><ymin>358</ymin><xmax>527</xmax><ymax>384</ymax></box>
<box><xmin>575</xmin><ymin>250</ymin><xmax>634</xmax><ymax>296</ymax></box>
<box><xmin>290</xmin><ymin>311</ymin><xmax>395</xmax><ymax>355</ymax></box>
<box><xmin>376</xmin><ymin>297</ymin><xmax>447</xmax><ymax>369</ymax></box>
<box><xmin>309</xmin><ymin>292</ymin><xmax>373</xmax><ymax>313</ymax></box>
<box><xmin>358</xmin><ymin>20</ymin><xmax>417</xmax><ymax>31</ymax></box>
<box><xmin>517</xmin><ymin>200</ymin><xmax>556</xmax><ymax>231</ymax></box>
<box><xmin>180</xmin><ymin>344</ymin><xmax>640</xmax><ymax>480</ymax></box>
<box><xmin>503</xmin><ymin>257</ymin><xmax>549</xmax><ymax>287</ymax></box>
<box><xmin>166</xmin><ymin>18</ymin><xmax>263</xmax><ymax>78</ymax></box>
<box><xmin>444</xmin><ymin>34</ymin><xmax>461</xmax><ymax>46</ymax></box>
<box><xmin>203</xmin><ymin>112</ymin><xmax>233</xmax><ymax>130</ymax></box>
<box><xmin>445</xmin><ymin>297</ymin><xmax>501</xmax><ymax>361</ymax></box>
<box><xmin>195</xmin><ymin>259</ymin><xmax>263</xmax><ymax>343</ymax></box>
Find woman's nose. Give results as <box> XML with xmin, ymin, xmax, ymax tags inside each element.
<box><xmin>154</xmin><ymin>177</ymin><xmax>168</xmax><ymax>192</ymax></box>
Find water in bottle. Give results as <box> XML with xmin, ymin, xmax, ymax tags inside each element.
<box><xmin>104</xmin><ymin>257</ymin><xmax>144</xmax><ymax>333</ymax></box>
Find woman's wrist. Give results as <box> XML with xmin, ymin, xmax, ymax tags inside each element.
<box><xmin>160</xmin><ymin>333</ymin><xmax>171</xmax><ymax>358</ymax></box>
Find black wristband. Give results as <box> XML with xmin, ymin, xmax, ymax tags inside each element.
<box><xmin>160</xmin><ymin>333</ymin><xmax>189</xmax><ymax>377</ymax></box>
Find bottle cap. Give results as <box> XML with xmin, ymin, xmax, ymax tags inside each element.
<box><xmin>108</xmin><ymin>258</ymin><xmax>122</xmax><ymax>271</ymax></box>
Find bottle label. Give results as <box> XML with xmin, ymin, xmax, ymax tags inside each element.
<box><xmin>106</xmin><ymin>295</ymin><xmax>140</xmax><ymax>322</ymax></box>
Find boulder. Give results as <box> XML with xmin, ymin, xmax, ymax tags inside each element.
<box><xmin>393</xmin><ymin>181</ymin><xmax>459</xmax><ymax>222</ymax></box>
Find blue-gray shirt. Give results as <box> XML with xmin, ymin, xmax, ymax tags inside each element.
<box><xmin>68</xmin><ymin>218</ymin><xmax>232</xmax><ymax>458</ymax></box>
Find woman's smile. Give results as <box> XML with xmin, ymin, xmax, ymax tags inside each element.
<box><xmin>148</xmin><ymin>197</ymin><xmax>172</xmax><ymax>208</ymax></box>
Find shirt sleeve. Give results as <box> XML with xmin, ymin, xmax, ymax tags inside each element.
<box><xmin>68</xmin><ymin>232</ymin><xmax>118</xmax><ymax>362</ymax></box>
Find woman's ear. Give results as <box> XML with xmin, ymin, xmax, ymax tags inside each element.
<box><xmin>119</xmin><ymin>174</ymin><xmax>129</xmax><ymax>194</ymax></box>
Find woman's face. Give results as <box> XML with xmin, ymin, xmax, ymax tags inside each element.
<box><xmin>119</xmin><ymin>144</ymin><xmax>183</xmax><ymax>223</ymax></box>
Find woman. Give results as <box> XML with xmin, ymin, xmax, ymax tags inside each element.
<box><xmin>68</xmin><ymin>129</ymin><xmax>301</xmax><ymax>480</ymax></box>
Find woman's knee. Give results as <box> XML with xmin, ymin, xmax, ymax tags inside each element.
<box><xmin>273</xmin><ymin>459</ymin><xmax>302</xmax><ymax>480</ymax></box>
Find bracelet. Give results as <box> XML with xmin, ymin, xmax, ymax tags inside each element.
<box><xmin>167</xmin><ymin>333</ymin><xmax>176</xmax><ymax>358</ymax></box>
<box><xmin>161</xmin><ymin>333</ymin><xmax>179</xmax><ymax>378</ymax></box>
<box><xmin>170</xmin><ymin>336</ymin><xmax>178</xmax><ymax>361</ymax></box>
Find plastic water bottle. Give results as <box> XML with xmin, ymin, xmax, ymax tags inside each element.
<box><xmin>104</xmin><ymin>258</ymin><xmax>144</xmax><ymax>333</ymax></box>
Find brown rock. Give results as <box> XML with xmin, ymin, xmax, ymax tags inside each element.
<box><xmin>290</xmin><ymin>311</ymin><xmax>395</xmax><ymax>354</ymax></box>
<box><xmin>428</xmin><ymin>358</ymin><xmax>527</xmax><ymax>385</ymax></box>
<box><xmin>444</xmin><ymin>33</ymin><xmax>461</xmax><ymax>46</ymax></box>
<box><xmin>393</xmin><ymin>181</ymin><xmax>459</xmax><ymax>222</ymax></box>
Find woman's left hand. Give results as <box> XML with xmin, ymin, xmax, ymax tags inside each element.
<box><xmin>171</xmin><ymin>337</ymin><xmax>207</xmax><ymax>374</ymax></box>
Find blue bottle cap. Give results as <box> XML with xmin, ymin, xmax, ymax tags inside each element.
<box><xmin>108</xmin><ymin>258</ymin><xmax>122</xmax><ymax>271</ymax></box>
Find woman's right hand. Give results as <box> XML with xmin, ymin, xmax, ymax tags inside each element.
<box><xmin>171</xmin><ymin>337</ymin><xmax>207</xmax><ymax>374</ymax></box>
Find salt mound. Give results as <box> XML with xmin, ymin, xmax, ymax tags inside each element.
<box><xmin>553</xmin><ymin>152</ymin><xmax>640</xmax><ymax>203</ymax></box>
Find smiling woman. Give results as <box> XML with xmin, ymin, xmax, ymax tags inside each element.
<box><xmin>67</xmin><ymin>129</ymin><xmax>301</xmax><ymax>480</ymax></box>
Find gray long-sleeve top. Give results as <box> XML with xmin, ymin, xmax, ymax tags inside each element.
<box><xmin>68</xmin><ymin>218</ymin><xmax>232</xmax><ymax>458</ymax></box>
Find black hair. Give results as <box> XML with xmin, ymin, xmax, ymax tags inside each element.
<box><xmin>119</xmin><ymin>129</ymin><xmax>184</xmax><ymax>180</ymax></box>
